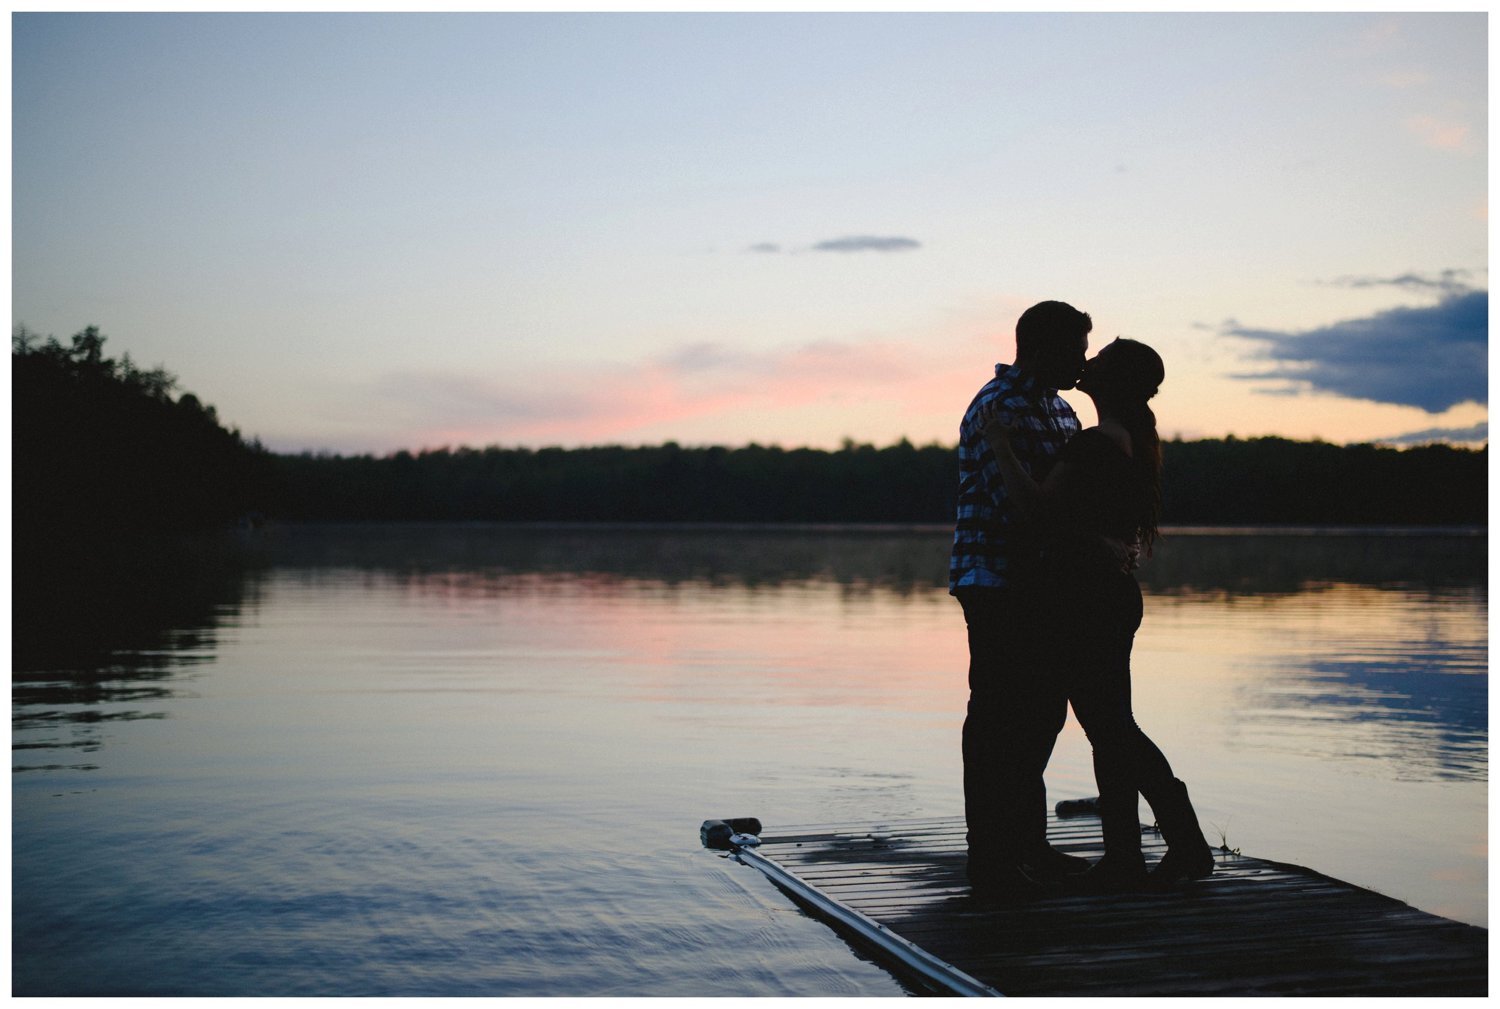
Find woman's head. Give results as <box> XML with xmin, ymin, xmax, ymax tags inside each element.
<box><xmin>1082</xmin><ymin>337</ymin><xmax>1166</xmax><ymax>554</ymax></box>
<box><xmin>1078</xmin><ymin>338</ymin><xmax>1164</xmax><ymax>404</ymax></box>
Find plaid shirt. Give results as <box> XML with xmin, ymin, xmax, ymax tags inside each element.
<box><xmin>949</xmin><ymin>363</ymin><xmax>1081</xmax><ymax>592</ymax></box>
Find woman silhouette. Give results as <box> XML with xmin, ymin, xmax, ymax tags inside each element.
<box><xmin>980</xmin><ymin>338</ymin><xmax>1214</xmax><ymax>892</ymax></box>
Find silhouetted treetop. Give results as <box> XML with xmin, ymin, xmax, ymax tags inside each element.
<box><xmin>14</xmin><ymin>324</ymin><xmax>180</xmax><ymax>401</ymax></box>
<box><xmin>13</xmin><ymin>325</ymin><xmax>270</xmax><ymax>533</ymax></box>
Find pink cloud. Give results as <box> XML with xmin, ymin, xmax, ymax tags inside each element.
<box><xmin>1406</xmin><ymin>115</ymin><xmax>1471</xmax><ymax>151</ymax></box>
<box><xmin>287</xmin><ymin>295</ymin><xmax>1037</xmax><ymax>454</ymax></box>
<box><xmin>1383</xmin><ymin>69</ymin><xmax>1430</xmax><ymax>89</ymax></box>
<box><xmin>371</xmin><ymin>331</ymin><xmax>993</xmax><ymax>451</ymax></box>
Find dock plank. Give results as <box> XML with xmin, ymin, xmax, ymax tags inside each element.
<box><xmin>732</xmin><ymin>814</ymin><xmax>1486</xmax><ymax>996</ymax></box>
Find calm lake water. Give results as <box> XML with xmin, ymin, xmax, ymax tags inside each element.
<box><xmin>12</xmin><ymin>524</ymin><xmax>1487</xmax><ymax>996</ymax></box>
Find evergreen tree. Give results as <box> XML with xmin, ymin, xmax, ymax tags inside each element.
<box><xmin>13</xmin><ymin>325</ymin><xmax>271</xmax><ymax>533</ymax></box>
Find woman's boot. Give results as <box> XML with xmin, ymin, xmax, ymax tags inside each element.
<box><xmin>1146</xmin><ymin>777</ymin><xmax>1214</xmax><ymax>886</ymax></box>
<box><xmin>1065</xmin><ymin>791</ymin><xmax>1148</xmax><ymax>893</ymax></box>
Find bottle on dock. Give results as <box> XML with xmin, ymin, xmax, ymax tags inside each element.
<box><xmin>1055</xmin><ymin>797</ymin><xmax>1100</xmax><ymax>818</ymax></box>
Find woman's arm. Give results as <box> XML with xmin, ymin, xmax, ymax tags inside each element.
<box><xmin>982</xmin><ymin>414</ymin><xmax>1138</xmax><ymax>572</ymax></box>
<box><xmin>976</xmin><ymin>402</ymin><xmax>1065</xmax><ymax>522</ymax></box>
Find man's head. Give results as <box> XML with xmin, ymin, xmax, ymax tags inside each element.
<box><xmin>1014</xmin><ymin>300</ymin><xmax>1091</xmax><ymax>390</ymax></box>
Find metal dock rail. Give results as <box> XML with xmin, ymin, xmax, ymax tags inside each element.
<box><xmin>703</xmin><ymin>813</ymin><xmax>1486</xmax><ymax>996</ymax></box>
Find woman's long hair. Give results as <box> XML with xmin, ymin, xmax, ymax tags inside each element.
<box><xmin>1098</xmin><ymin>339</ymin><xmax>1165</xmax><ymax>554</ymax></box>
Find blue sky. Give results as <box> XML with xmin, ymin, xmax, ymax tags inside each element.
<box><xmin>12</xmin><ymin>11</ymin><xmax>1488</xmax><ymax>454</ymax></box>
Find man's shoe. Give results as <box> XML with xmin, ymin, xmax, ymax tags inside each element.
<box><xmin>968</xmin><ymin>861</ymin><xmax>1052</xmax><ymax>904</ymax></box>
<box><xmin>1022</xmin><ymin>844</ymin><xmax>1092</xmax><ymax>880</ymax></box>
<box><xmin>1058</xmin><ymin>853</ymin><xmax>1149</xmax><ymax>894</ymax></box>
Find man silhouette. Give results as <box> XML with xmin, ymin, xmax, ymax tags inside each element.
<box><xmin>950</xmin><ymin>300</ymin><xmax>1092</xmax><ymax>899</ymax></box>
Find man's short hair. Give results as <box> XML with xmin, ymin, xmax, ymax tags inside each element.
<box><xmin>1015</xmin><ymin>301</ymin><xmax>1092</xmax><ymax>359</ymax></box>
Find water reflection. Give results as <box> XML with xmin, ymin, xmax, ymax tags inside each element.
<box><xmin>12</xmin><ymin>530</ymin><xmax>268</xmax><ymax>770</ymax></box>
<box><xmin>257</xmin><ymin>522</ymin><xmax>1485</xmax><ymax>596</ymax></box>
<box><xmin>254</xmin><ymin>524</ymin><xmax>1487</xmax><ymax>781</ymax></box>
<box><xmin>12</xmin><ymin>524</ymin><xmax>1485</xmax><ymax>785</ymax></box>
<box><xmin>1210</xmin><ymin>584</ymin><xmax>1487</xmax><ymax>781</ymax></box>
<box><xmin>259</xmin><ymin>522</ymin><xmax>956</xmax><ymax>592</ymax></box>
<box><xmin>1137</xmin><ymin>527</ymin><xmax>1485</xmax><ymax>596</ymax></box>
<box><xmin>1240</xmin><ymin>655</ymin><xmax>1487</xmax><ymax>779</ymax></box>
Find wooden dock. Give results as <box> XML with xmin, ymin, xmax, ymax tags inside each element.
<box><xmin>714</xmin><ymin>813</ymin><xmax>1487</xmax><ymax>996</ymax></box>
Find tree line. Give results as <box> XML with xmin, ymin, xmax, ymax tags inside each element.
<box><xmin>13</xmin><ymin>327</ymin><xmax>1488</xmax><ymax>532</ymax></box>
<box><xmin>270</xmin><ymin>437</ymin><xmax>1485</xmax><ymax>526</ymax></box>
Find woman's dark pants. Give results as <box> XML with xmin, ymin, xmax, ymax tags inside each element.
<box><xmin>1059</xmin><ymin>569</ymin><xmax>1182</xmax><ymax>859</ymax></box>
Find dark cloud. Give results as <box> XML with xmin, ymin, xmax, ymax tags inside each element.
<box><xmin>1378</xmin><ymin>422</ymin><xmax>1488</xmax><ymax>447</ymax></box>
<box><xmin>657</xmin><ymin>341</ymin><xmax>754</xmax><ymax>373</ymax></box>
<box><xmin>1226</xmin><ymin>290</ymin><xmax>1487</xmax><ymax>412</ymax></box>
<box><xmin>743</xmin><ymin>235</ymin><xmax>923</xmax><ymax>254</ymax></box>
<box><xmin>811</xmin><ymin>235</ymin><xmax>921</xmax><ymax>253</ymax></box>
<box><xmin>1325</xmin><ymin>269</ymin><xmax>1478</xmax><ymax>298</ymax></box>
<box><xmin>372</xmin><ymin>371</ymin><xmax>563</xmax><ymax>424</ymax></box>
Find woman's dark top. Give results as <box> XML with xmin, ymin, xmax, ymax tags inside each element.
<box><xmin>1041</xmin><ymin>428</ymin><xmax>1151</xmax><ymax>578</ymax></box>
<box><xmin>1053</xmin><ymin>429</ymin><xmax>1150</xmax><ymax>540</ymax></box>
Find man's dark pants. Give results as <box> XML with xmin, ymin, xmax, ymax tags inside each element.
<box><xmin>957</xmin><ymin>586</ymin><xmax>1069</xmax><ymax>880</ymax></box>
